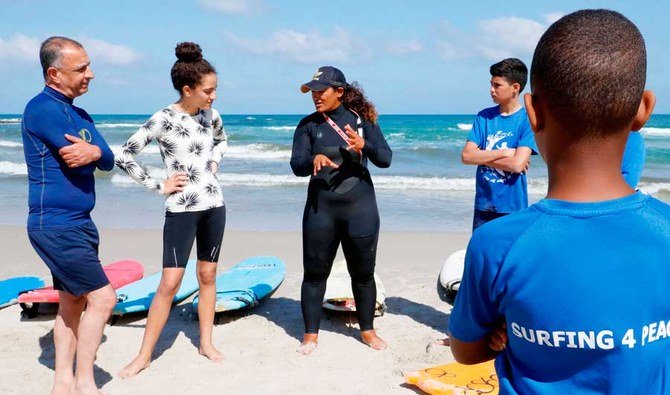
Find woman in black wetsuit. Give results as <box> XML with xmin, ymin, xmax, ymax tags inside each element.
<box><xmin>290</xmin><ymin>66</ymin><xmax>392</xmax><ymax>354</ymax></box>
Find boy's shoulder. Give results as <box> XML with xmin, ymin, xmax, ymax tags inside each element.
<box><xmin>469</xmin><ymin>207</ymin><xmax>542</xmax><ymax>261</ymax></box>
<box><xmin>476</xmin><ymin>105</ymin><xmax>501</xmax><ymax>119</ymax></box>
<box><xmin>645</xmin><ymin>195</ymin><xmax>670</xmax><ymax>218</ymax></box>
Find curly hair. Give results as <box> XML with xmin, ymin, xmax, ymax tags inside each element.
<box><xmin>171</xmin><ymin>42</ymin><xmax>216</xmax><ymax>93</ymax></box>
<box><xmin>342</xmin><ymin>82</ymin><xmax>378</xmax><ymax>123</ymax></box>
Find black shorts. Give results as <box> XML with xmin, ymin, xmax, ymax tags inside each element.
<box><xmin>162</xmin><ymin>206</ymin><xmax>226</xmax><ymax>268</ymax></box>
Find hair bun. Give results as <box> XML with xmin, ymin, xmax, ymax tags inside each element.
<box><xmin>175</xmin><ymin>42</ymin><xmax>203</xmax><ymax>63</ymax></box>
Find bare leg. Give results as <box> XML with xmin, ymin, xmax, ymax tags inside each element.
<box><xmin>298</xmin><ymin>333</ymin><xmax>319</xmax><ymax>355</ymax></box>
<box><xmin>51</xmin><ymin>292</ymin><xmax>86</xmax><ymax>395</ymax></box>
<box><xmin>118</xmin><ymin>268</ymin><xmax>185</xmax><ymax>379</ymax></box>
<box><xmin>71</xmin><ymin>284</ymin><xmax>116</xmax><ymax>395</ymax></box>
<box><xmin>196</xmin><ymin>260</ymin><xmax>222</xmax><ymax>362</ymax></box>
<box><xmin>361</xmin><ymin>329</ymin><xmax>388</xmax><ymax>350</ymax></box>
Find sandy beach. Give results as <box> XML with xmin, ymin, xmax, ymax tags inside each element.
<box><xmin>0</xmin><ymin>225</ymin><xmax>469</xmax><ymax>394</ymax></box>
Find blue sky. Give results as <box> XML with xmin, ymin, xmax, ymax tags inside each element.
<box><xmin>1</xmin><ymin>0</ymin><xmax>668</xmax><ymax>114</ymax></box>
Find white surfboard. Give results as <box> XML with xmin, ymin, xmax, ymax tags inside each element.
<box><xmin>438</xmin><ymin>249</ymin><xmax>466</xmax><ymax>305</ymax></box>
<box><xmin>323</xmin><ymin>259</ymin><xmax>386</xmax><ymax>316</ymax></box>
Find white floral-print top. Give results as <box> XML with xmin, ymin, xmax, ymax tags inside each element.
<box><xmin>115</xmin><ymin>105</ymin><xmax>227</xmax><ymax>213</ymax></box>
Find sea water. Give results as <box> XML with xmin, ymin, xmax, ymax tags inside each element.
<box><xmin>2</xmin><ymin>113</ymin><xmax>670</xmax><ymax>232</ymax></box>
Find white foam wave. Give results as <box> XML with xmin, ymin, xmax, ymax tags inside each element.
<box><xmin>639</xmin><ymin>182</ymin><xmax>670</xmax><ymax>194</ymax></box>
<box><xmin>96</xmin><ymin>123</ymin><xmax>143</xmax><ymax>129</ymax></box>
<box><xmin>0</xmin><ymin>161</ymin><xmax>27</xmax><ymax>175</ymax></box>
<box><xmin>110</xmin><ymin>170</ymin><xmax>550</xmax><ymax>193</ymax></box>
<box><xmin>387</xmin><ymin>133</ymin><xmax>406</xmax><ymax>140</ymax></box>
<box><xmin>0</xmin><ymin>140</ymin><xmax>22</xmax><ymax>148</ymax></box>
<box><xmin>226</xmin><ymin>144</ymin><xmax>291</xmax><ymax>160</ymax></box>
<box><xmin>527</xmin><ymin>179</ymin><xmax>549</xmax><ymax>195</ymax></box>
<box><xmin>222</xmin><ymin>173</ymin><xmax>306</xmax><ymax>187</ymax></box>
<box><xmin>246</xmin><ymin>116</ymin><xmax>256</xmax><ymax>120</ymax></box>
<box><xmin>70</xmin><ymin>169</ymin><xmax>670</xmax><ymax>196</ymax></box>
<box><xmin>373</xmin><ymin>176</ymin><xmax>474</xmax><ymax>191</ymax></box>
<box><xmin>640</xmin><ymin>127</ymin><xmax>670</xmax><ymax>137</ymax></box>
<box><xmin>457</xmin><ymin>123</ymin><xmax>473</xmax><ymax>131</ymax></box>
<box><xmin>263</xmin><ymin>126</ymin><xmax>294</xmax><ymax>131</ymax></box>
<box><xmin>0</xmin><ymin>118</ymin><xmax>21</xmax><ymax>124</ymax></box>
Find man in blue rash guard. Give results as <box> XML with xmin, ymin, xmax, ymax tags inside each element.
<box><xmin>21</xmin><ymin>36</ymin><xmax>116</xmax><ymax>395</ymax></box>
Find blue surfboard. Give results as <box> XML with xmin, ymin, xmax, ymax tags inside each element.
<box><xmin>192</xmin><ymin>256</ymin><xmax>285</xmax><ymax>313</ymax></box>
<box><xmin>0</xmin><ymin>276</ymin><xmax>45</xmax><ymax>309</ymax></box>
<box><xmin>113</xmin><ymin>259</ymin><xmax>199</xmax><ymax>315</ymax></box>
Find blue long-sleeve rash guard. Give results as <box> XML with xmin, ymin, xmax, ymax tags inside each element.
<box><xmin>21</xmin><ymin>86</ymin><xmax>114</xmax><ymax>230</ymax></box>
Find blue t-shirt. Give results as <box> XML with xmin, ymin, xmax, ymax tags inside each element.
<box><xmin>449</xmin><ymin>192</ymin><xmax>670</xmax><ymax>394</ymax></box>
<box><xmin>622</xmin><ymin>131</ymin><xmax>645</xmax><ymax>189</ymax></box>
<box><xmin>467</xmin><ymin>106</ymin><xmax>537</xmax><ymax>213</ymax></box>
<box><xmin>22</xmin><ymin>86</ymin><xmax>114</xmax><ymax>230</ymax></box>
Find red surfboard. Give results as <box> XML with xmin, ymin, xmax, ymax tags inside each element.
<box><xmin>18</xmin><ymin>260</ymin><xmax>143</xmax><ymax>316</ymax></box>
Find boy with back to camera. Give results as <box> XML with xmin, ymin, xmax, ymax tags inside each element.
<box><xmin>448</xmin><ymin>9</ymin><xmax>670</xmax><ymax>394</ymax></box>
<box><xmin>461</xmin><ymin>58</ymin><xmax>538</xmax><ymax>230</ymax></box>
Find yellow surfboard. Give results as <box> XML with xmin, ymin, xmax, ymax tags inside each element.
<box><xmin>404</xmin><ymin>360</ymin><xmax>498</xmax><ymax>395</ymax></box>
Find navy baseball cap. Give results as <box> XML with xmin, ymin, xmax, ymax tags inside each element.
<box><xmin>300</xmin><ymin>66</ymin><xmax>347</xmax><ymax>93</ymax></box>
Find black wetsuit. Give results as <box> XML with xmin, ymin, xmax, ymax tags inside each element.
<box><xmin>290</xmin><ymin>104</ymin><xmax>392</xmax><ymax>333</ymax></box>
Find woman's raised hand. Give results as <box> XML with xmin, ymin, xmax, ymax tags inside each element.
<box><xmin>344</xmin><ymin>125</ymin><xmax>364</xmax><ymax>154</ymax></box>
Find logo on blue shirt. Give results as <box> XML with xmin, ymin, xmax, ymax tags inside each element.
<box><xmin>78</xmin><ymin>128</ymin><xmax>92</xmax><ymax>142</ymax></box>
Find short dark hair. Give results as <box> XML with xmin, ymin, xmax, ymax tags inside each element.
<box><xmin>171</xmin><ymin>42</ymin><xmax>216</xmax><ymax>93</ymax></box>
<box><xmin>39</xmin><ymin>36</ymin><xmax>84</xmax><ymax>79</ymax></box>
<box><xmin>530</xmin><ymin>9</ymin><xmax>646</xmax><ymax>136</ymax></box>
<box><xmin>490</xmin><ymin>58</ymin><xmax>528</xmax><ymax>91</ymax></box>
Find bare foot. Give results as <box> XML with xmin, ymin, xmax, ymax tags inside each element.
<box><xmin>70</xmin><ymin>380</ymin><xmax>105</xmax><ymax>395</ymax></box>
<box><xmin>199</xmin><ymin>344</ymin><xmax>223</xmax><ymax>362</ymax></box>
<box><xmin>51</xmin><ymin>378</ymin><xmax>73</xmax><ymax>395</ymax></box>
<box><xmin>361</xmin><ymin>330</ymin><xmax>388</xmax><ymax>350</ymax></box>
<box><xmin>117</xmin><ymin>356</ymin><xmax>150</xmax><ymax>379</ymax></box>
<box><xmin>298</xmin><ymin>333</ymin><xmax>318</xmax><ymax>355</ymax></box>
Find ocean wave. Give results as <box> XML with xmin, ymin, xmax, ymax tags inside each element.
<box><xmin>639</xmin><ymin>182</ymin><xmax>670</xmax><ymax>194</ymax></box>
<box><xmin>246</xmin><ymin>116</ymin><xmax>256</xmax><ymax>120</ymax></box>
<box><xmin>0</xmin><ymin>161</ymin><xmax>27</xmax><ymax>175</ymax></box>
<box><xmin>387</xmin><ymin>133</ymin><xmax>406</xmax><ymax>140</ymax></box>
<box><xmin>223</xmin><ymin>173</ymin><xmax>306</xmax><ymax>187</ymax></box>
<box><xmin>374</xmin><ymin>176</ymin><xmax>474</xmax><ymax>191</ymax></box>
<box><xmin>111</xmin><ymin>171</ymin><xmax>548</xmax><ymax>192</ymax></box>
<box><xmin>640</xmin><ymin>127</ymin><xmax>670</xmax><ymax>137</ymax></box>
<box><xmin>0</xmin><ymin>118</ymin><xmax>21</xmax><ymax>124</ymax></box>
<box><xmin>0</xmin><ymin>140</ymin><xmax>22</xmax><ymax>148</ymax></box>
<box><xmin>263</xmin><ymin>126</ymin><xmax>294</xmax><ymax>131</ymax></box>
<box><xmin>226</xmin><ymin>144</ymin><xmax>291</xmax><ymax>160</ymax></box>
<box><xmin>527</xmin><ymin>179</ymin><xmax>549</xmax><ymax>195</ymax></box>
<box><xmin>96</xmin><ymin>123</ymin><xmax>143</xmax><ymax>129</ymax></box>
<box><xmin>457</xmin><ymin>123</ymin><xmax>473</xmax><ymax>131</ymax></box>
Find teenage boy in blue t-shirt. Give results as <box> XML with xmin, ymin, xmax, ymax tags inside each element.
<box><xmin>449</xmin><ymin>10</ymin><xmax>670</xmax><ymax>394</ymax></box>
<box><xmin>462</xmin><ymin>58</ymin><xmax>538</xmax><ymax>230</ymax></box>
